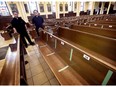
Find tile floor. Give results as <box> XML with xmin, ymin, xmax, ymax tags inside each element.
<box><xmin>25</xmin><ymin>44</ymin><xmax>60</xmax><ymax>85</ymax></box>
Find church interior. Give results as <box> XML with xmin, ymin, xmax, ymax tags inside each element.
<box><xmin>0</xmin><ymin>0</ymin><xmax>116</xmax><ymax>85</ymax></box>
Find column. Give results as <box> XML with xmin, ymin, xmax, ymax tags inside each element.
<box><xmin>90</xmin><ymin>2</ymin><xmax>95</xmax><ymax>15</ymax></box>
<box><xmin>55</xmin><ymin>2</ymin><xmax>60</xmax><ymax>19</ymax></box>
<box><xmin>107</xmin><ymin>2</ymin><xmax>111</xmax><ymax>14</ymax></box>
<box><xmin>6</xmin><ymin>2</ymin><xmax>13</xmax><ymax>16</ymax></box>
<box><xmin>18</xmin><ymin>2</ymin><xmax>28</xmax><ymax>22</ymax></box>
<box><xmin>84</xmin><ymin>2</ymin><xmax>88</xmax><ymax>12</ymax></box>
<box><xmin>36</xmin><ymin>1</ymin><xmax>40</xmax><ymax>13</ymax></box>
<box><xmin>63</xmin><ymin>2</ymin><xmax>65</xmax><ymax>17</ymax></box>
<box><xmin>100</xmin><ymin>2</ymin><xmax>104</xmax><ymax>14</ymax></box>
<box><xmin>44</xmin><ymin>2</ymin><xmax>48</xmax><ymax>18</ymax></box>
<box><xmin>76</xmin><ymin>2</ymin><xmax>80</xmax><ymax>16</ymax></box>
<box><xmin>71</xmin><ymin>1</ymin><xmax>73</xmax><ymax>11</ymax></box>
<box><xmin>72</xmin><ymin>1</ymin><xmax>75</xmax><ymax>12</ymax></box>
<box><xmin>68</xmin><ymin>1</ymin><xmax>71</xmax><ymax>12</ymax></box>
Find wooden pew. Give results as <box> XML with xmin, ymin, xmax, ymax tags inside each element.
<box><xmin>90</xmin><ymin>21</ymin><xmax>116</xmax><ymax>25</ymax></box>
<box><xmin>0</xmin><ymin>16</ymin><xmax>12</xmax><ymax>31</ymax></box>
<box><xmin>58</xmin><ymin>27</ymin><xmax>116</xmax><ymax>62</ymax></box>
<box><xmin>70</xmin><ymin>24</ymin><xmax>116</xmax><ymax>38</ymax></box>
<box><xmin>0</xmin><ymin>35</ymin><xmax>20</xmax><ymax>85</ymax></box>
<box><xmin>38</xmin><ymin>29</ymin><xmax>116</xmax><ymax>85</ymax></box>
<box><xmin>37</xmin><ymin>39</ymin><xmax>88</xmax><ymax>85</ymax></box>
<box><xmin>1</xmin><ymin>31</ymin><xmax>12</xmax><ymax>40</ymax></box>
<box><xmin>0</xmin><ymin>34</ymin><xmax>27</xmax><ymax>85</ymax></box>
<box><xmin>44</xmin><ymin>14</ymin><xmax>114</xmax><ymax>28</ymax></box>
<box><xmin>80</xmin><ymin>23</ymin><xmax>116</xmax><ymax>29</ymax></box>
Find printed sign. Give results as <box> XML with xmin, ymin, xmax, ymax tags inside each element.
<box><xmin>61</xmin><ymin>41</ymin><xmax>64</xmax><ymax>45</ymax></box>
<box><xmin>83</xmin><ymin>54</ymin><xmax>90</xmax><ymax>60</ymax></box>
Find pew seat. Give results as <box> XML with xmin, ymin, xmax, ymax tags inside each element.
<box><xmin>37</xmin><ymin>39</ymin><xmax>89</xmax><ymax>85</ymax></box>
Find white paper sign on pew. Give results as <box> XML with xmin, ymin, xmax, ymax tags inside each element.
<box><xmin>43</xmin><ymin>31</ymin><xmax>46</xmax><ymax>34</ymax></box>
<box><xmin>101</xmin><ymin>25</ymin><xmax>104</xmax><ymax>28</ymax></box>
<box><xmin>50</xmin><ymin>35</ymin><xmax>52</xmax><ymax>38</ymax></box>
<box><xmin>61</xmin><ymin>41</ymin><xmax>65</xmax><ymax>45</ymax></box>
<box><xmin>109</xmin><ymin>25</ymin><xmax>112</xmax><ymax>28</ymax></box>
<box><xmin>94</xmin><ymin>24</ymin><xmax>97</xmax><ymax>26</ymax></box>
<box><xmin>83</xmin><ymin>54</ymin><xmax>90</xmax><ymax>61</ymax></box>
<box><xmin>106</xmin><ymin>19</ymin><xmax>108</xmax><ymax>21</ymax></box>
<box><xmin>50</xmin><ymin>33</ymin><xmax>53</xmax><ymax>38</ymax></box>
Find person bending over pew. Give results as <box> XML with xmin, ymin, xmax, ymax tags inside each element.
<box><xmin>11</xmin><ymin>11</ymin><xmax>35</xmax><ymax>48</ymax></box>
<box><xmin>32</xmin><ymin>10</ymin><xmax>44</xmax><ymax>37</ymax></box>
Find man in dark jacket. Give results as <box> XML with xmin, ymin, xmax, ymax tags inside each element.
<box><xmin>32</xmin><ymin>10</ymin><xmax>44</xmax><ymax>36</ymax></box>
<box><xmin>11</xmin><ymin>11</ymin><xmax>35</xmax><ymax>48</ymax></box>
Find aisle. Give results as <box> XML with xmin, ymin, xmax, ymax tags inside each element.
<box><xmin>25</xmin><ymin>44</ymin><xmax>60</xmax><ymax>85</ymax></box>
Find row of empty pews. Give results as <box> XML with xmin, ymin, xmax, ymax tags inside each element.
<box><xmin>33</xmin><ymin>14</ymin><xmax>116</xmax><ymax>85</ymax></box>
<box><xmin>0</xmin><ymin>14</ymin><xmax>115</xmax><ymax>85</ymax></box>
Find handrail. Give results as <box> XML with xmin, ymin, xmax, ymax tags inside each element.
<box><xmin>0</xmin><ymin>36</ymin><xmax>20</xmax><ymax>85</ymax></box>
<box><xmin>41</xmin><ymin>29</ymin><xmax>116</xmax><ymax>71</ymax></box>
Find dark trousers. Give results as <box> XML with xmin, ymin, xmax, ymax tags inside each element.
<box><xmin>20</xmin><ymin>31</ymin><xmax>32</xmax><ymax>46</ymax></box>
<box><xmin>35</xmin><ymin>26</ymin><xmax>44</xmax><ymax>36</ymax></box>
<box><xmin>35</xmin><ymin>28</ymin><xmax>40</xmax><ymax>36</ymax></box>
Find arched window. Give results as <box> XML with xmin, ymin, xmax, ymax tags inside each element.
<box><xmin>39</xmin><ymin>3</ymin><xmax>44</xmax><ymax>12</ymax></box>
<box><xmin>0</xmin><ymin>1</ymin><xmax>10</xmax><ymax>16</ymax></box>
<box><xmin>10</xmin><ymin>3</ymin><xmax>18</xmax><ymax>14</ymax></box>
<box><xmin>59</xmin><ymin>3</ymin><xmax>63</xmax><ymax>11</ymax></box>
<box><xmin>24</xmin><ymin>3</ymin><xmax>29</xmax><ymax>13</ymax></box>
<box><xmin>65</xmin><ymin>4</ymin><xmax>68</xmax><ymax>11</ymax></box>
<box><xmin>47</xmin><ymin>3</ymin><xmax>51</xmax><ymax>12</ymax></box>
<box><xmin>74</xmin><ymin>2</ymin><xmax>77</xmax><ymax>11</ymax></box>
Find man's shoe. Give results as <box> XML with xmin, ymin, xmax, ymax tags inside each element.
<box><xmin>30</xmin><ymin>42</ymin><xmax>35</xmax><ymax>46</ymax></box>
<box><xmin>25</xmin><ymin>44</ymin><xmax>28</xmax><ymax>48</ymax></box>
<box><xmin>25</xmin><ymin>61</ymin><xmax>29</xmax><ymax>65</ymax></box>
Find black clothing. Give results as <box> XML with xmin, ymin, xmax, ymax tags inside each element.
<box><xmin>32</xmin><ymin>16</ymin><xmax>44</xmax><ymax>36</ymax></box>
<box><xmin>32</xmin><ymin>16</ymin><xmax>44</xmax><ymax>29</ymax></box>
<box><xmin>11</xmin><ymin>17</ymin><xmax>27</xmax><ymax>34</ymax></box>
<box><xmin>11</xmin><ymin>17</ymin><xmax>34</xmax><ymax>47</ymax></box>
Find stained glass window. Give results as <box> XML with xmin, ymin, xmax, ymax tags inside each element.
<box><xmin>10</xmin><ymin>3</ymin><xmax>18</xmax><ymax>13</ymax></box>
<box><xmin>47</xmin><ymin>3</ymin><xmax>51</xmax><ymax>12</ymax></box>
<box><xmin>60</xmin><ymin>4</ymin><xmax>63</xmax><ymax>11</ymax></box>
<box><xmin>65</xmin><ymin>4</ymin><xmax>68</xmax><ymax>11</ymax></box>
<box><xmin>0</xmin><ymin>1</ymin><xmax>10</xmax><ymax>16</ymax></box>
<box><xmin>39</xmin><ymin>3</ymin><xmax>44</xmax><ymax>12</ymax></box>
<box><xmin>24</xmin><ymin>4</ymin><xmax>29</xmax><ymax>13</ymax></box>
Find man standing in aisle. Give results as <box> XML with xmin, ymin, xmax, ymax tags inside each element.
<box><xmin>11</xmin><ymin>11</ymin><xmax>35</xmax><ymax>48</ymax></box>
<box><xmin>32</xmin><ymin>10</ymin><xmax>44</xmax><ymax>37</ymax></box>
